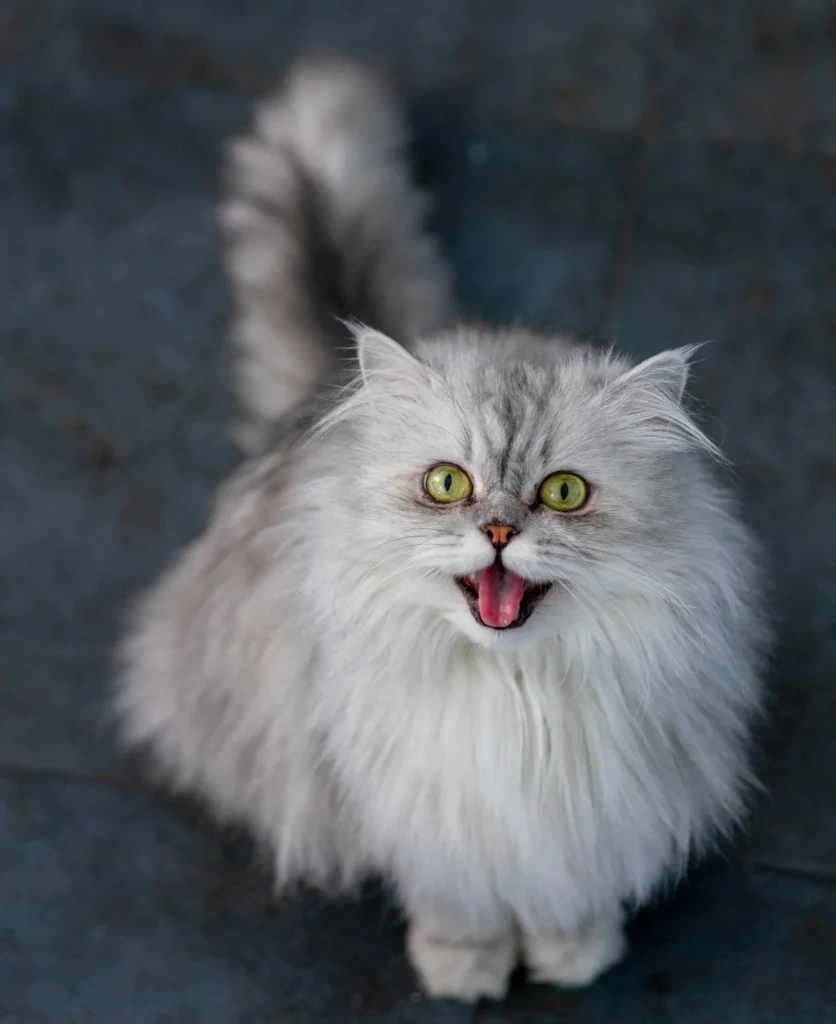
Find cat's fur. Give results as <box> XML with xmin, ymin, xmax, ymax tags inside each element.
<box><xmin>115</xmin><ymin>58</ymin><xmax>769</xmax><ymax>1002</ymax></box>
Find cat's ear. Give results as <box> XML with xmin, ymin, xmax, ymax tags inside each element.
<box><xmin>354</xmin><ymin>326</ymin><xmax>425</xmax><ymax>388</ymax></box>
<box><xmin>608</xmin><ymin>344</ymin><xmax>723</xmax><ymax>460</ymax></box>
<box><xmin>614</xmin><ymin>346</ymin><xmax>699</xmax><ymax>405</ymax></box>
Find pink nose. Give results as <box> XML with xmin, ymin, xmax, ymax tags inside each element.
<box><xmin>481</xmin><ymin>523</ymin><xmax>517</xmax><ymax>549</ymax></box>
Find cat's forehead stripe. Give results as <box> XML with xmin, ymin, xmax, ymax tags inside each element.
<box><xmin>470</xmin><ymin>385</ymin><xmax>549</xmax><ymax>491</ymax></box>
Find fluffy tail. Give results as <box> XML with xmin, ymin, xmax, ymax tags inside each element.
<box><xmin>220</xmin><ymin>57</ymin><xmax>453</xmax><ymax>451</ymax></box>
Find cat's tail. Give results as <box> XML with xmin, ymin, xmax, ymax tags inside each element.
<box><xmin>220</xmin><ymin>57</ymin><xmax>453</xmax><ymax>451</ymax></box>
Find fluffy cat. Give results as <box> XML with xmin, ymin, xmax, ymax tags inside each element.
<box><xmin>115</xmin><ymin>58</ymin><xmax>769</xmax><ymax>1002</ymax></box>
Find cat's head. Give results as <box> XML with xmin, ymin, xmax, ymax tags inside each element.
<box><xmin>326</xmin><ymin>327</ymin><xmax>725</xmax><ymax>649</ymax></box>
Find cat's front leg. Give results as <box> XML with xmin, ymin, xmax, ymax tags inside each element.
<box><xmin>520</xmin><ymin>912</ymin><xmax>626</xmax><ymax>988</ymax></box>
<box><xmin>406</xmin><ymin>912</ymin><xmax>517</xmax><ymax>1002</ymax></box>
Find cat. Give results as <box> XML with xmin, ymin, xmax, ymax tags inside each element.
<box><xmin>115</xmin><ymin>57</ymin><xmax>770</xmax><ymax>1002</ymax></box>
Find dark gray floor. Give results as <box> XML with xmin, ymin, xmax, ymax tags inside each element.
<box><xmin>2</xmin><ymin>1</ymin><xmax>835</xmax><ymax>1020</ymax></box>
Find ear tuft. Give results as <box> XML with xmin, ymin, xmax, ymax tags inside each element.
<box><xmin>616</xmin><ymin>345</ymin><xmax>701</xmax><ymax>404</ymax></box>
<box><xmin>608</xmin><ymin>343</ymin><xmax>726</xmax><ymax>461</ymax></box>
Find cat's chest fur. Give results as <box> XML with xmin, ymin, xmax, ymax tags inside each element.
<box><xmin>316</xmin><ymin>621</ymin><xmax>700</xmax><ymax>928</ymax></box>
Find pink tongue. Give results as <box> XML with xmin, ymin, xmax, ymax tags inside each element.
<box><xmin>477</xmin><ymin>563</ymin><xmax>526</xmax><ymax>628</ymax></box>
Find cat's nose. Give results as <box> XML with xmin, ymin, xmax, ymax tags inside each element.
<box><xmin>481</xmin><ymin>523</ymin><xmax>517</xmax><ymax>550</ymax></box>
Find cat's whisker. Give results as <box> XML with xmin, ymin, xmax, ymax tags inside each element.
<box><xmin>555</xmin><ymin>547</ymin><xmax>707</xmax><ymax>645</ymax></box>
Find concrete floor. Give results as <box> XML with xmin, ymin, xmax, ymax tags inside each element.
<box><xmin>2</xmin><ymin>0</ymin><xmax>835</xmax><ymax>1020</ymax></box>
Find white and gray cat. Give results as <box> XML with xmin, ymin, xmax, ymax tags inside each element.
<box><xmin>116</xmin><ymin>58</ymin><xmax>770</xmax><ymax>1001</ymax></box>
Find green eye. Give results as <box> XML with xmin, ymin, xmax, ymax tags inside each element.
<box><xmin>424</xmin><ymin>464</ymin><xmax>473</xmax><ymax>503</ymax></box>
<box><xmin>539</xmin><ymin>472</ymin><xmax>589</xmax><ymax>512</ymax></box>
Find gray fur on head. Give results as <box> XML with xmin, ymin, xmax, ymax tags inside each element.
<box><xmin>116</xmin><ymin>58</ymin><xmax>770</xmax><ymax>1003</ymax></box>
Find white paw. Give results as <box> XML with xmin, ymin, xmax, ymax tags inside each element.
<box><xmin>406</xmin><ymin>921</ymin><xmax>517</xmax><ymax>1002</ymax></box>
<box><xmin>522</xmin><ymin>917</ymin><xmax>626</xmax><ymax>988</ymax></box>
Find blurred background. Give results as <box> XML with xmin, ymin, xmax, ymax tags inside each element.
<box><xmin>2</xmin><ymin>0</ymin><xmax>835</xmax><ymax>1021</ymax></box>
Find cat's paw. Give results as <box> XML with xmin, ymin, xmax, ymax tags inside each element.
<box><xmin>406</xmin><ymin>920</ymin><xmax>516</xmax><ymax>1002</ymax></box>
<box><xmin>522</xmin><ymin>917</ymin><xmax>626</xmax><ymax>988</ymax></box>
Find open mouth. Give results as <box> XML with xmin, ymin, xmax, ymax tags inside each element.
<box><xmin>456</xmin><ymin>560</ymin><xmax>552</xmax><ymax>630</ymax></box>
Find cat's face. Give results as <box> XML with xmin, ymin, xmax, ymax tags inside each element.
<box><xmin>339</xmin><ymin>330</ymin><xmax>715</xmax><ymax>649</ymax></box>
